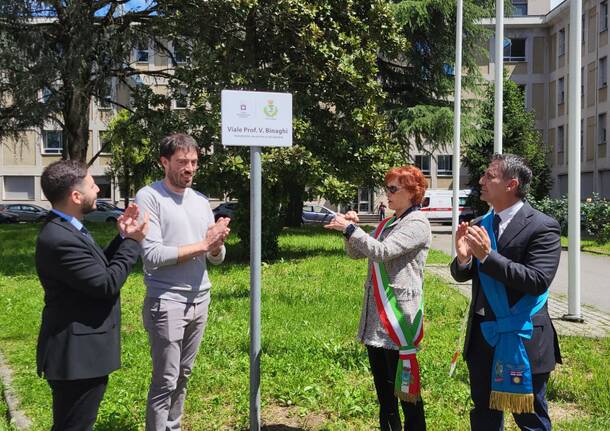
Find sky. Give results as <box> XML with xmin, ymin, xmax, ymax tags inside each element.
<box><xmin>551</xmin><ymin>0</ymin><xmax>564</xmax><ymax>9</ymax></box>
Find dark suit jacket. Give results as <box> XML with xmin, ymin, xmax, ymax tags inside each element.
<box><xmin>35</xmin><ymin>214</ymin><xmax>141</xmax><ymax>380</ymax></box>
<box><xmin>450</xmin><ymin>202</ymin><xmax>562</xmax><ymax>374</ymax></box>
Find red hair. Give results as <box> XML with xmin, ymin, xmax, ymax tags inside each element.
<box><xmin>384</xmin><ymin>166</ymin><xmax>428</xmax><ymax>205</ymax></box>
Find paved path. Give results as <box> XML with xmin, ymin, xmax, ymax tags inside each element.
<box><xmin>429</xmin><ymin>225</ymin><xmax>610</xmax><ymax>338</ymax></box>
<box><xmin>431</xmin><ymin>225</ymin><xmax>610</xmax><ymax>313</ymax></box>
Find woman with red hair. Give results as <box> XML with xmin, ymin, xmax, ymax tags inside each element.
<box><xmin>325</xmin><ymin>165</ymin><xmax>431</xmax><ymax>431</ymax></box>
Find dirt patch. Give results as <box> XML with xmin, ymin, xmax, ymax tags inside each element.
<box><xmin>503</xmin><ymin>401</ymin><xmax>587</xmax><ymax>430</ymax></box>
<box><xmin>262</xmin><ymin>404</ymin><xmax>327</xmax><ymax>431</ymax></box>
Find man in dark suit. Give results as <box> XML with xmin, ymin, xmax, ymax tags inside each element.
<box><xmin>36</xmin><ymin>160</ymin><xmax>148</xmax><ymax>431</ymax></box>
<box><xmin>451</xmin><ymin>154</ymin><xmax>561</xmax><ymax>431</ymax></box>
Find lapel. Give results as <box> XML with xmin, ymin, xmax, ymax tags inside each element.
<box><xmin>496</xmin><ymin>201</ymin><xmax>533</xmax><ymax>252</ymax></box>
<box><xmin>50</xmin><ymin>216</ymin><xmax>109</xmax><ymax>265</ymax></box>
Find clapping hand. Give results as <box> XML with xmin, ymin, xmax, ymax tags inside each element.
<box><xmin>117</xmin><ymin>203</ymin><xmax>149</xmax><ymax>242</ymax></box>
<box><xmin>324</xmin><ymin>212</ymin><xmax>352</xmax><ymax>232</ymax></box>
<box><xmin>344</xmin><ymin>210</ymin><xmax>359</xmax><ymax>224</ymax></box>
<box><xmin>465</xmin><ymin>225</ymin><xmax>491</xmax><ymax>261</ymax></box>
<box><xmin>455</xmin><ymin>222</ymin><xmax>472</xmax><ymax>264</ymax></box>
<box><xmin>206</xmin><ymin>217</ymin><xmax>231</xmax><ymax>255</ymax></box>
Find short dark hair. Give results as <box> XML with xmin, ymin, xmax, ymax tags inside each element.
<box><xmin>491</xmin><ymin>153</ymin><xmax>532</xmax><ymax>198</ymax></box>
<box><xmin>41</xmin><ymin>160</ymin><xmax>88</xmax><ymax>205</ymax></box>
<box><xmin>159</xmin><ymin>133</ymin><xmax>199</xmax><ymax>159</ymax></box>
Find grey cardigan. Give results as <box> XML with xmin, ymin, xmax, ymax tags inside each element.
<box><xmin>345</xmin><ymin>210</ymin><xmax>431</xmax><ymax>349</ymax></box>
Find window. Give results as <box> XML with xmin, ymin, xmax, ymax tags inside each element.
<box><xmin>135</xmin><ymin>42</ymin><xmax>149</xmax><ymax>63</ymax></box>
<box><xmin>511</xmin><ymin>0</ymin><xmax>527</xmax><ymax>16</ymax></box>
<box><xmin>600</xmin><ymin>57</ymin><xmax>608</xmax><ymax>87</ymax></box>
<box><xmin>599</xmin><ymin>113</ymin><xmax>607</xmax><ymax>144</ymax></box>
<box><xmin>503</xmin><ymin>38</ymin><xmax>526</xmax><ymax>62</ymax></box>
<box><xmin>581</xmin><ymin>119</ymin><xmax>584</xmax><ymax>158</ymax></box>
<box><xmin>93</xmin><ymin>176</ymin><xmax>112</xmax><ymax>199</ymax></box>
<box><xmin>558</xmin><ymin>29</ymin><xmax>566</xmax><ymax>56</ymax></box>
<box><xmin>601</xmin><ymin>1</ymin><xmax>608</xmax><ymax>32</ymax></box>
<box><xmin>414</xmin><ymin>155</ymin><xmax>431</xmax><ymax>175</ymax></box>
<box><xmin>42</xmin><ymin>131</ymin><xmax>62</xmax><ymax>154</ymax></box>
<box><xmin>99</xmin><ymin>130</ymin><xmax>112</xmax><ymax>155</ymax></box>
<box><xmin>173</xmin><ymin>87</ymin><xmax>189</xmax><ymax>109</ymax></box>
<box><xmin>3</xmin><ymin>176</ymin><xmax>34</xmax><ymax>200</ymax></box>
<box><xmin>581</xmin><ymin>67</ymin><xmax>585</xmax><ymax>96</ymax></box>
<box><xmin>41</xmin><ymin>87</ymin><xmax>52</xmax><ymax>104</ymax></box>
<box><xmin>173</xmin><ymin>41</ymin><xmax>188</xmax><ymax>64</ymax></box>
<box><xmin>97</xmin><ymin>80</ymin><xmax>113</xmax><ymax>109</ymax></box>
<box><xmin>582</xmin><ymin>14</ymin><xmax>586</xmax><ymax>45</ymax></box>
<box><xmin>558</xmin><ymin>77</ymin><xmax>565</xmax><ymax>104</ymax></box>
<box><xmin>558</xmin><ymin>126</ymin><xmax>565</xmax><ymax>153</ymax></box>
<box><xmin>437</xmin><ymin>155</ymin><xmax>453</xmax><ymax>176</ymax></box>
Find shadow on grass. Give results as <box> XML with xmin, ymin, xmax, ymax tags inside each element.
<box><xmin>262</xmin><ymin>426</ymin><xmax>307</xmax><ymax>431</ymax></box>
<box><xmin>94</xmin><ymin>415</ymin><xmax>140</xmax><ymax>431</ymax></box>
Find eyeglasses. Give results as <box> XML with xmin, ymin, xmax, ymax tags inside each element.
<box><xmin>384</xmin><ymin>185</ymin><xmax>402</xmax><ymax>194</ymax></box>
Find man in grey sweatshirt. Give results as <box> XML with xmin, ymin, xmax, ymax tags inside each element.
<box><xmin>135</xmin><ymin>133</ymin><xmax>230</xmax><ymax>431</ymax></box>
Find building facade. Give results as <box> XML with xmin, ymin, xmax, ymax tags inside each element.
<box><xmin>481</xmin><ymin>0</ymin><xmax>610</xmax><ymax>198</ymax></box>
<box><xmin>0</xmin><ymin>41</ymin><xmax>184</xmax><ymax>207</ymax></box>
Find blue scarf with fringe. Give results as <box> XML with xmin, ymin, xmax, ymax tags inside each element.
<box><xmin>477</xmin><ymin>211</ymin><xmax>548</xmax><ymax>413</ymax></box>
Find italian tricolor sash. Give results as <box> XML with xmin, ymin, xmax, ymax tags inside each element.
<box><xmin>371</xmin><ymin>215</ymin><xmax>424</xmax><ymax>403</ymax></box>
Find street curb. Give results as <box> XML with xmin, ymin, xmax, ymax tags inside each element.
<box><xmin>0</xmin><ymin>351</ymin><xmax>31</xmax><ymax>430</ymax></box>
<box><xmin>425</xmin><ymin>264</ymin><xmax>610</xmax><ymax>339</ymax></box>
<box><xmin>560</xmin><ymin>245</ymin><xmax>610</xmax><ymax>257</ymax></box>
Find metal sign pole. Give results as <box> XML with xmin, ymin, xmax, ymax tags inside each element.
<box><xmin>249</xmin><ymin>145</ymin><xmax>262</xmax><ymax>430</ymax></box>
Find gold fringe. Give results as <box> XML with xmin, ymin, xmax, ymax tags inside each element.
<box><xmin>395</xmin><ymin>391</ymin><xmax>421</xmax><ymax>404</ymax></box>
<box><xmin>489</xmin><ymin>391</ymin><xmax>535</xmax><ymax>414</ymax></box>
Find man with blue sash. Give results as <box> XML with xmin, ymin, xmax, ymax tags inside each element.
<box><xmin>451</xmin><ymin>154</ymin><xmax>562</xmax><ymax>431</ymax></box>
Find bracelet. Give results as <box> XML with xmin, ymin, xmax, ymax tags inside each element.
<box><xmin>343</xmin><ymin>223</ymin><xmax>356</xmax><ymax>239</ymax></box>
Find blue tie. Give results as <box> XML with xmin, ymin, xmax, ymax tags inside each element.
<box><xmin>493</xmin><ymin>214</ymin><xmax>501</xmax><ymax>240</ymax></box>
<box><xmin>80</xmin><ymin>226</ymin><xmax>94</xmax><ymax>242</ymax></box>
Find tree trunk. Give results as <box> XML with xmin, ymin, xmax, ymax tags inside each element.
<box><xmin>284</xmin><ymin>184</ymin><xmax>305</xmax><ymax>227</ymax></box>
<box><xmin>63</xmin><ymin>91</ymin><xmax>91</xmax><ymax>161</ymax></box>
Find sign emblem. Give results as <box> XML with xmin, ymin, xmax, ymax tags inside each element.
<box><xmin>263</xmin><ymin>99</ymin><xmax>278</xmax><ymax>118</ymax></box>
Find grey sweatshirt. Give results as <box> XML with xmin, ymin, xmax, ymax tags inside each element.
<box><xmin>135</xmin><ymin>180</ymin><xmax>225</xmax><ymax>303</ymax></box>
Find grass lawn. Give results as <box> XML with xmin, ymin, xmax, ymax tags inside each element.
<box><xmin>0</xmin><ymin>224</ymin><xmax>608</xmax><ymax>430</ymax></box>
<box><xmin>561</xmin><ymin>236</ymin><xmax>610</xmax><ymax>256</ymax></box>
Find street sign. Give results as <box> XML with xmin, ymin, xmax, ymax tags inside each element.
<box><xmin>221</xmin><ymin>90</ymin><xmax>293</xmax><ymax>147</ymax></box>
<box><xmin>220</xmin><ymin>89</ymin><xmax>293</xmax><ymax>431</ymax></box>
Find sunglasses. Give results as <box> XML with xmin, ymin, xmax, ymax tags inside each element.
<box><xmin>384</xmin><ymin>185</ymin><xmax>402</xmax><ymax>194</ymax></box>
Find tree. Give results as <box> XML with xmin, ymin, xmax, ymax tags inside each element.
<box><xmin>104</xmin><ymin>110</ymin><xmax>160</xmax><ymax>207</ymax></box>
<box><xmin>379</xmin><ymin>0</ymin><xmax>494</xmax><ymax>161</ymax></box>
<box><xmin>463</xmin><ymin>74</ymin><xmax>552</xmax><ymax>208</ymax></box>
<box><xmin>0</xmin><ymin>1</ymin><xmax>175</xmax><ymax>161</ymax></box>
<box><xmin>153</xmin><ymin>0</ymin><xmax>402</xmax><ymax>258</ymax></box>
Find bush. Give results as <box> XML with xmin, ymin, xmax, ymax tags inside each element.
<box><xmin>530</xmin><ymin>194</ymin><xmax>610</xmax><ymax>243</ymax></box>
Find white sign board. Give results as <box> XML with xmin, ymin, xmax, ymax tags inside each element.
<box><xmin>221</xmin><ymin>90</ymin><xmax>293</xmax><ymax>147</ymax></box>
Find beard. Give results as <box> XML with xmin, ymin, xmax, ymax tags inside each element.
<box><xmin>167</xmin><ymin>169</ymin><xmax>193</xmax><ymax>189</ymax></box>
<box><xmin>81</xmin><ymin>194</ymin><xmax>97</xmax><ymax>214</ymax></box>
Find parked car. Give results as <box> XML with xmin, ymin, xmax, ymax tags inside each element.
<box><xmin>83</xmin><ymin>201</ymin><xmax>124</xmax><ymax>223</ymax></box>
<box><xmin>0</xmin><ymin>204</ymin><xmax>49</xmax><ymax>222</ymax></box>
<box><xmin>212</xmin><ymin>202</ymin><xmax>237</xmax><ymax>221</ymax></box>
<box><xmin>0</xmin><ymin>209</ymin><xmax>18</xmax><ymax>224</ymax></box>
<box><xmin>302</xmin><ymin>205</ymin><xmax>336</xmax><ymax>224</ymax></box>
<box><xmin>419</xmin><ymin>189</ymin><xmax>475</xmax><ymax>224</ymax></box>
<box><xmin>95</xmin><ymin>200</ymin><xmax>124</xmax><ymax>213</ymax></box>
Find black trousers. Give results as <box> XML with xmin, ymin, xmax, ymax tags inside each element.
<box><xmin>367</xmin><ymin>345</ymin><xmax>426</xmax><ymax>431</ymax></box>
<box><xmin>467</xmin><ymin>317</ymin><xmax>552</xmax><ymax>431</ymax></box>
<box><xmin>47</xmin><ymin>375</ymin><xmax>108</xmax><ymax>431</ymax></box>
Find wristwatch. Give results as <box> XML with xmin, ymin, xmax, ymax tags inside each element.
<box><xmin>343</xmin><ymin>223</ymin><xmax>356</xmax><ymax>239</ymax></box>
